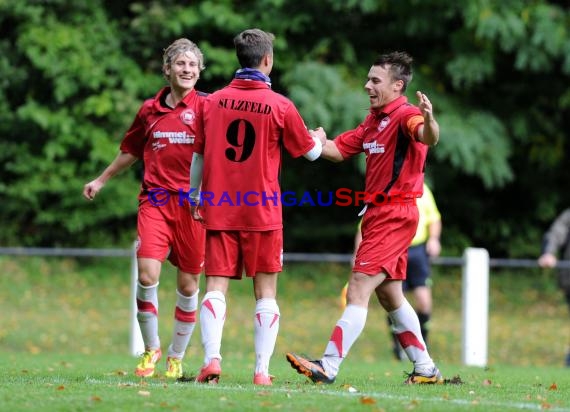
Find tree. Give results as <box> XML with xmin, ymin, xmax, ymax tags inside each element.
<box><xmin>1</xmin><ymin>0</ymin><xmax>568</xmax><ymax>258</ymax></box>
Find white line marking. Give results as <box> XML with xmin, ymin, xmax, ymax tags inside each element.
<box><xmin>83</xmin><ymin>377</ymin><xmax>570</xmax><ymax>411</ymax></box>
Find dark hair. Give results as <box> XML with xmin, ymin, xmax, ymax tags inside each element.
<box><xmin>233</xmin><ymin>28</ymin><xmax>275</xmax><ymax>68</ymax></box>
<box><xmin>373</xmin><ymin>51</ymin><xmax>413</xmax><ymax>92</ymax></box>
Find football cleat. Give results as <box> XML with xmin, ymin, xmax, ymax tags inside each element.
<box><xmin>253</xmin><ymin>373</ymin><xmax>274</xmax><ymax>386</ymax></box>
<box><xmin>404</xmin><ymin>366</ymin><xmax>444</xmax><ymax>384</ymax></box>
<box><xmin>165</xmin><ymin>356</ymin><xmax>183</xmax><ymax>379</ymax></box>
<box><xmin>195</xmin><ymin>358</ymin><xmax>221</xmax><ymax>384</ymax></box>
<box><xmin>135</xmin><ymin>348</ymin><xmax>162</xmax><ymax>378</ymax></box>
<box><xmin>286</xmin><ymin>352</ymin><xmax>335</xmax><ymax>384</ymax></box>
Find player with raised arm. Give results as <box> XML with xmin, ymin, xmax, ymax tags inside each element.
<box><xmin>286</xmin><ymin>51</ymin><xmax>443</xmax><ymax>385</ymax></box>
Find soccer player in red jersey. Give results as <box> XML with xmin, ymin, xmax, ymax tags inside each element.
<box><xmin>83</xmin><ymin>39</ymin><xmax>206</xmax><ymax>379</ymax></box>
<box><xmin>286</xmin><ymin>52</ymin><xmax>444</xmax><ymax>384</ymax></box>
<box><xmin>189</xmin><ymin>28</ymin><xmax>326</xmax><ymax>385</ymax></box>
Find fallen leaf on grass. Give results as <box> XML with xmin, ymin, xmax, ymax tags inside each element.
<box><xmin>359</xmin><ymin>396</ymin><xmax>376</xmax><ymax>405</ymax></box>
<box><xmin>27</xmin><ymin>345</ymin><xmax>41</xmax><ymax>354</ymax></box>
<box><xmin>160</xmin><ymin>401</ymin><xmax>181</xmax><ymax>409</ymax></box>
<box><xmin>91</xmin><ymin>396</ymin><xmax>101</xmax><ymax>402</ymax></box>
<box><xmin>259</xmin><ymin>401</ymin><xmax>278</xmax><ymax>407</ymax></box>
<box><xmin>548</xmin><ymin>383</ymin><xmax>557</xmax><ymax>390</ymax></box>
<box><xmin>57</xmin><ymin>385</ymin><xmax>65</xmax><ymax>391</ymax></box>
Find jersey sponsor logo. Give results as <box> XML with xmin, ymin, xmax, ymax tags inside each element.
<box><xmin>152</xmin><ymin>130</ymin><xmax>195</xmax><ymax>144</ymax></box>
<box><xmin>168</xmin><ymin>135</ymin><xmax>194</xmax><ymax>144</ymax></box>
<box><xmin>378</xmin><ymin>116</ymin><xmax>390</xmax><ymax>132</ymax></box>
<box><xmin>362</xmin><ymin>141</ymin><xmax>385</xmax><ymax>154</ymax></box>
<box><xmin>180</xmin><ymin>109</ymin><xmax>196</xmax><ymax>125</ymax></box>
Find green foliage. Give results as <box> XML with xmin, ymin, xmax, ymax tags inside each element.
<box><xmin>435</xmin><ymin>108</ymin><xmax>513</xmax><ymax>189</ymax></box>
<box><xmin>282</xmin><ymin>62</ymin><xmax>367</xmax><ymax>138</ymax></box>
<box><xmin>0</xmin><ymin>0</ymin><xmax>156</xmax><ymax>246</ymax></box>
<box><xmin>445</xmin><ymin>52</ymin><xmax>496</xmax><ymax>90</ymax></box>
<box><xmin>0</xmin><ymin>0</ymin><xmax>569</xmax><ymax>258</ymax></box>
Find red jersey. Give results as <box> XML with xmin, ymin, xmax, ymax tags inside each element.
<box><xmin>334</xmin><ymin>96</ymin><xmax>427</xmax><ymax>199</ymax></box>
<box><xmin>120</xmin><ymin>87</ymin><xmax>206</xmax><ymax>198</ymax></box>
<box><xmin>194</xmin><ymin>79</ymin><xmax>315</xmax><ymax>230</ymax></box>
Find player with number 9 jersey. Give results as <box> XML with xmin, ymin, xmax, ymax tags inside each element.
<box><xmin>189</xmin><ymin>29</ymin><xmax>325</xmax><ymax>386</ymax></box>
<box><xmin>193</xmin><ymin>72</ymin><xmax>317</xmax><ymax>230</ymax></box>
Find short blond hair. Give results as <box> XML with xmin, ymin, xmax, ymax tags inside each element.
<box><xmin>162</xmin><ymin>38</ymin><xmax>205</xmax><ymax>78</ymax></box>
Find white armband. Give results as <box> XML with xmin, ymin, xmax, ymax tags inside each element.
<box><xmin>303</xmin><ymin>135</ymin><xmax>323</xmax><ymax>161</ymax></box>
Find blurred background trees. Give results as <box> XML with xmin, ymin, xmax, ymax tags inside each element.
<box><xmin>1</xmin><ymin>0</ymin><xmax>569</xmax><ymax>257</ymax></box>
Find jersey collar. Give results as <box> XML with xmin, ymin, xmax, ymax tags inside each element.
<box><xmin>371</xmin><ymin>95</ymin><xmax>408</xmax><ymax>118</ymax></box>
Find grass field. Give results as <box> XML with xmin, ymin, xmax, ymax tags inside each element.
<box><xmin>1</xmin><ymin>256</ymin><xmax>570</xmax><ymax>411</ymax></box>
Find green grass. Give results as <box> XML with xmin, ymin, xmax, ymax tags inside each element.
<box><xmin>1</xmin><ymin>256</ymin><xmax>570</xmax><ymax>411</ymax></box>
<box><xmin>1</xmin><ymin>354</ymin><xmax>569</xmax><ymax>412</ymax></box>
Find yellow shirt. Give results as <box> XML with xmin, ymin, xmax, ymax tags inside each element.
<box><xmin>411</xmin><ymin>184</ymin><xmax>441</xmax><ymax>246</ymax></box>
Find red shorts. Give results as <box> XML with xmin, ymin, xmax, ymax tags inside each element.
<box><xmin>205</xmin><ymin>230</ymin><xmax>283</xmax><ymax>278</ymax></box>
<box><xmin>353</xmin><ymin>203</ymin><xmax>419</xmax><ymax>278</ymax></box>
<box><xmin>136</xmin><ymin>198</ymin><xmax>205</xmax><ymax>273</ymax></box>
